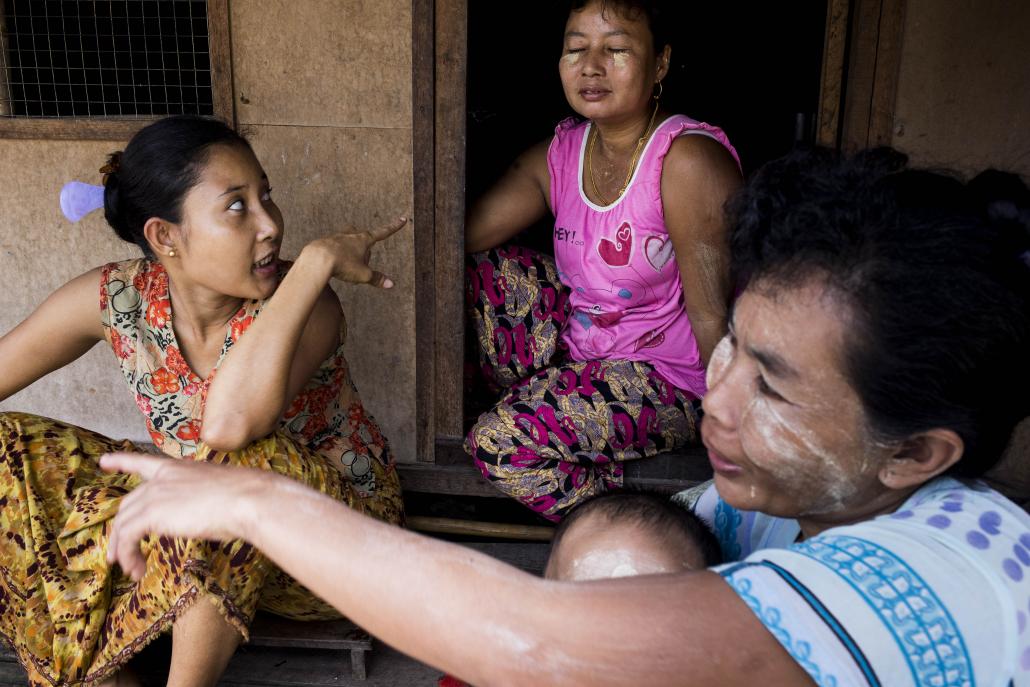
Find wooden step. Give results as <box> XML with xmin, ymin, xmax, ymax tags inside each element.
<box><xmin>400</xmin><ymin>439</ymin><xmax>714</xmax><ymax>498</ymax></box>
<box><xmin>248</xmin><ymin>614</ymin><xmax>372</xmax><ymax>680</ymax></box>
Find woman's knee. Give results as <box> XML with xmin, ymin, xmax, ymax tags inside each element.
<box><xmin>193</xmin><ymin>431</ymin><xmax>303</xmax><ymax>470</ymax></box>
<box><xmin>467</xmin><ymin>410</ymin><xmax>561</xmax><ymax>476</ymax></box>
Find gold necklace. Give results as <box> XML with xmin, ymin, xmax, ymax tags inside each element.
<box><xmin>587</xmin><ymin>99</ymin><xmax>660</xmax><ymax>206</ymax></box>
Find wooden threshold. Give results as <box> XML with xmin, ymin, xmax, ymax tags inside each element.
<box><xmin>408</xmin><ymin>515</ymin><xmax>554</xmax><ymax>541</ymax></box>
<box><xmin>398</xmin><ymin>443</ymin><xmax>714</xmax><ymax>498</ymax></box>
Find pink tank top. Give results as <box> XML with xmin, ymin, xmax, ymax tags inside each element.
<box><xmin>547</xmin><ymin>114</ymin><xmax>740</xmax><ymax>398</ymax></box>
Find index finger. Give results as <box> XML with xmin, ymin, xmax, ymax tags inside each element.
<box><xmin>100</xmin><ymin>452</ymin><xmax>167</xmax><ymax>480</ymax></box>
<box><xmin>367</xmin><ymin>215</ymin><xmax>409</xmax><ymax>243</ymax></box>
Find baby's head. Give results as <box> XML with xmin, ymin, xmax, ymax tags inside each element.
<box><xmin>544</xmin><ymin>490</ymin><xmax>721</xmax><ymax>581</ymax></box>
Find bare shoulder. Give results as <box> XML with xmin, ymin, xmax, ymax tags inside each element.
<box><xmin>663</xmin><ymin>134</ymin><xmax>742</xmax><ymax>189</ymax></box>
<box><xmin>66</xmin><ymin>264</ymin><xmax>108</xmax><ymax>289</ymax></box>
<box><xmin>57</xmin><ymin>265</ymin><xmax>109</xmax><ymax>322</ymax></box>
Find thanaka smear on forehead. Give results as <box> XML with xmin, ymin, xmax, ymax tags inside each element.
<box><xmin>569</xmin><ymin>548</ymin><xmax>671</xmax><ymax>580</ymax></box>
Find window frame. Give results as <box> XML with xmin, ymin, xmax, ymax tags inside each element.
<box><xmin>0</xmin><ymin>0</ymin><xmax>234</xmax><ymax>140</ymax></box>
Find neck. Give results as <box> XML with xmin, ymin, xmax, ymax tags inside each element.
<box><xmin>166</xmin><ymin>272</ymin><xmax>244</xmax><ymax>342</ymax></box>
<box><xmin>591</xmin><ymin>104</ymin><xmax>661</xmax><ymax>155</ymax></box>
<box><xmin>796</xmin><ymin>485</ymin><xmax>921</xmax><ymax>540</ymax></box>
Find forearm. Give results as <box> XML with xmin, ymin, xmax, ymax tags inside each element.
<box><xmin>202</xmin><ymin>248</ymin><xmax>334</xmax><ymax>443</ymax></box>
<box><xmin>0</xmin><ymin>326</ymin><xmax>94</xmax><ymax>401</ymax></box>
<box><xmin>677</xmin><ymin>244</ymin><xmax>731</xmax><ymax>367</ymax></box>
<box><xmin>241</xmin><ymin>477</ymin><xmax>801</xmax><ymax>687</ymax></box>
<box><xmin>465</xmin><ymin>205</ymin><xmax>518</xmax><ymax>253</ymax></box>
<box><xmin>105</xmin><ymin>453</ymin><xmax>813</xmax><ymax>687</ymax></box>
<box><xmin>465</xmin><ymin>142</ymin><xmax>550</xmax><ymax>254</ymax></box>
<box><xmin>465</xmin><ymin>195</ymin><xmax>545</xmax><ymax>254</ymax></box>
<box><xmin>243</xmin><ymin>478</ymin><xmax>550</xmax><ymax>685</ymax></box>
<box><xmin>687</xmin><ymin>312</ymin><xmax>727</xmax><ymax>367</ymax></box>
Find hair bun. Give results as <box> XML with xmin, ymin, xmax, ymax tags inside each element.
<box><xmin>102</xmin><ymin>166</ymin><xmax>133</xmax><ymax>244</ymax></box>
<box><xmin>100</xmin><ymin>150</ymin><xmax>124</xmax><ymax>186</ymax></box>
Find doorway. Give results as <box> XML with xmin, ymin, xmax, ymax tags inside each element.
<box><xmin>461</xmin><ymin>1</ymin><xmax>830</xmax><ymax>428</ymax></box>
<box><xmin>465</xmin><ymin>1</ymin><xmax>829</xmax><ymax>200</ymax></box>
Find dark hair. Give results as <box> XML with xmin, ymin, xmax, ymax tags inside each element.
<box><xmin>103</xmin><ymin>115</ymin><xmax>251</xmax><ymax>258</ymax></box>
<box><xmin>568</xmin><ymin>0</ymin><xmax>670</xmax><ymax>55</ymax></box>
<box><xmin>549</xmin><ymin>489</ymin><xmax>723</xmax><ymax>567</ymax></box>
<box><xmin>728</xmin><ymin>146</ymin><xmax>1030</xmax><ymax>477</ymax></box>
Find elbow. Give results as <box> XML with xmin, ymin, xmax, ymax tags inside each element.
<box><xmin>199</xmin><ymin>415</ymin><xmax>270</xmax><ymax>453</ymax></box>
<box><xmin>464</xmin><ymin>219</ymin><xmax>494</xmax><ymax>255</ymax></box>
<box><xmin>465</xmin><ymin>234</ymin><xmax>486</xmax><ymax>255</ymax></box>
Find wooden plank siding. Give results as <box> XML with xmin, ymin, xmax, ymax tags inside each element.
<box><xmin>838</xmin><ymin>0</ymin><xmax>908</xmax><ymax>150</ymax></box>
<box><xmin>432</xmin><ymin>0</ymin><xmax>468</xmax><ymax>447</ymax></box>
<box><xmin>412</xmin><ymin>0</ymin><xmax>437</xmax><ymax>462</ymax></box>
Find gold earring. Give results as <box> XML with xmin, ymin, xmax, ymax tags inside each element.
<box><xmin>168</xmin><ymin>249</ymin><xmax>176</xmax><ymax>258</ymax></box>
<box><xmin>654</xmin><ymin>81</ymin><xmax>663</xmax><ymax>101</ymax></box>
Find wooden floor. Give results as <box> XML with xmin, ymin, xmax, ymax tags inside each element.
<box><xmin>0</xmin><ymin>643</ymin><xmax>449</xmax><ymax>686</ymax></box>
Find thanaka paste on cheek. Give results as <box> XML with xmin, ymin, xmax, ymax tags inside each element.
<box><xmin>741</xmin><ymin>391</ymin><xmax>881</xmax><ymax>515</ymax></box>
<box><xmin>561</xmin><ymin>52</ymin><xmax>582</xmax><ymax>66</ymax></box>
<box><xmin>706</xmin><ymin>335</ymin><xmax>733</xmax><ymax>389</ymax></box>
<box><xmin>612</xmin><ymin>51</ymin><xmax>629</xmax><ymax>68</ymax></box>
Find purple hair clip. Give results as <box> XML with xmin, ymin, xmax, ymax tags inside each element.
<box><xmin>60</xmin><ymin>181</ymin><xmax>105</xmax><ymax>222</ymax></box>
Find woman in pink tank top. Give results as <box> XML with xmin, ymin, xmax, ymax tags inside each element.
<box><xmin>464</xmin><ymin>0</ymin><xmax>742</xmax><ymax>521</ymax></box>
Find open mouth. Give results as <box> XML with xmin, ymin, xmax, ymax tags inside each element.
<box><xmin>254</xmin><ymin>253</ymin><xmax>277</xmax><ymax>270</ymax></box>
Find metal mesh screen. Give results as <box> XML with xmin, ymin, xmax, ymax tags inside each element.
<box><xmin>0</xmin><ymin>0</ymin><xmax>213</xmax><ymax>118</ymax></box>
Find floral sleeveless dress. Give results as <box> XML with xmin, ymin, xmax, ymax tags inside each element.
<box><xmin>0</xmin><ymin>258</ymin><xmax>403</xmax><ymax>686</ymax></box>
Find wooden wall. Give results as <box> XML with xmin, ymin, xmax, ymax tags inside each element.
<box><xmin>0</xmin><ymin>0</ymin><xmax>418</xmax><ymax>462</ymax></box>
<box><xmin>2</xmin><ymin>0</ymin><xmax>1028</xmax><ymax>467</ymax></box>
<box><xmin>0</xmin><ymin>141</ymin><xmax>145</xmax><ymax>440</ymax></box>
<box><xmin>891</xmin><ymin>0</ymin><xmax>1030</xmax><ymax>178</ymax></box>
<box><xmin>230</xmin><ymin>0</ymin><xmax>416</xmax><ymax>461</ymax></box>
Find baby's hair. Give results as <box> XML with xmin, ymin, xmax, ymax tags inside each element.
<box><xmin>550</xmin><ymin>488</ymin><xmax>722</xmax><ymax>567</ymax></box>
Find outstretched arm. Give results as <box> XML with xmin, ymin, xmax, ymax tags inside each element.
<box><xmin>0</xmin><ymin>267</ymin><xmax>106</xmax><ymax>402</ymax></box>
<box><xmin>465</xmin><ymin>140</ymin><xmax>552</xmax><ymax>253</ymax></box>
<box><xmin>662</xmin><ymin>135</ymin><xmax>741</xmax><ymax>366</ymax></box>
<box><xmin>104</xmin><ymin>454</ymin><xmax>813</xmax><ymax>687</ymax></box>
<box><xmin>200</xmin><ymin>218</ymin><xmax>409</xmax><ymax>450</ymax></box>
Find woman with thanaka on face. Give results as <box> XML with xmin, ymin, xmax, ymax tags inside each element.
<box><xmin>464</xmin><ymin>0</ymin><xmax>742</xmax><ymax>521</ymax></box>
<box><xmin>103</xmin><ymin>147</ymin><xmax>1030</xmax><ymax>686</ymax></box>
<box><xmin>0</xmin><ymin>115</ymin><xmax>407</xmax><ymax>687</ymax></box>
